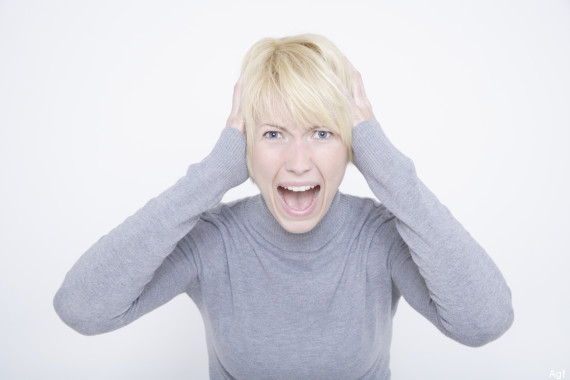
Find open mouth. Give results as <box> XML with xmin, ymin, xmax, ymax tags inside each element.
<box><xmin>277</xmin><ymin>184</ymin><xmax>321</xmax><ymax>216</ymax></box>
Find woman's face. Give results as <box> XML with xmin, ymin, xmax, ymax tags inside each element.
<box><xmin>251</xmin><ymin>109</ymin><xmax>349</xmax><ymax>234</ymax></box>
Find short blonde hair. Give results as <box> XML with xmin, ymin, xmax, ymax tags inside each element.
<box><xmin>240</xmin><ymin>34</ymin><xmax>354</xmax><ymax>177</ymax></box>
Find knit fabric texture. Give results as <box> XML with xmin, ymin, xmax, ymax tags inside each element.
<box><xmin>54</xmin><ymin>120</ymin><xmax>514</xmax><ymax>379</ymax></box>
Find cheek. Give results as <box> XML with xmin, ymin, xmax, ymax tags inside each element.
<box><xmin>327</xmin><ymin>163</ymin><xmax>347</xmax><ymax>185</ymax></box>
<box><xmin>251</xmin><ymin>146</ymin><xmax>282</xmax><ymax>186</ymax></box>
<box><xmin>321</xmin><ymin>145</ymin><xmax>349</xmax><ymax>182</ymax></box>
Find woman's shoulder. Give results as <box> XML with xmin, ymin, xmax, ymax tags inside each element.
<box><xmin>338</xmin><ymin>192</ymin><xmax>401</xmax><ymax>243</ymax></box>
<box><xmin>179</xmin><ymin>195</ymin><xmax>262</xmax><ymax>253</ymax></box>
<box><xmin>339</xmin><ymin>192</ymin><xmax>395</xmax><ymax>225</ymax></box>
<box><xmin>202</xmin><ymin>194</ymin><xmax>261</xmax><ymax>219</ymax></box>
<box><xmin>338</xmin><ymin>193</ymin><xmax>402</xmax><ymax>277</ymax></box>
<box><xmin>194</xmin><ymin>194</ymin><xmax>264</xmax><ymax>235</ymax></box>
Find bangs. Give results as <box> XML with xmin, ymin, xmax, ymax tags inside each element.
<box><xmin>245</xmin><ymin>44</ymin><xmax>351</xmax><ymax>138</ymax></box>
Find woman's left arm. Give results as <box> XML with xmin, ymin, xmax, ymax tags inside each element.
<box><xmin>347</xmin><ymin>70</ymin><xmax>514</xmax><ymax>346</ymax></box>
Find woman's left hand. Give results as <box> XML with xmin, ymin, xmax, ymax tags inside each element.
<box><xmin>348</xmin><ymin>68</ymin><xmax>376</xmax><ymax>126</ymax></box>
<box><xmin>336</xmin><ymin>63</ymin><xmax>376</xmax><ymax>127</ymax></box>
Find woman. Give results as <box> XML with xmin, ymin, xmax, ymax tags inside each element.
<box><xmin>54</xmin><ymin>34</ymin><xmax>514</xmax><ymax>379</ymax></box>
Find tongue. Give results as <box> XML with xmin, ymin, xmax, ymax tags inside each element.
<box><xmin>281</xmin><ymin>187</ymin><xmax>316</xmax><ymax>210</ymax></box>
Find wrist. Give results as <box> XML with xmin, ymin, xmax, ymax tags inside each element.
<box><xmin>352</xmin><ymin>120</ymin><xmax>410</xmax><ymax>175</ymax></box>
<box><xmin>191</xmin><ymin>127</ymin><xmax>249</xmax><ymax>190</ymax></box>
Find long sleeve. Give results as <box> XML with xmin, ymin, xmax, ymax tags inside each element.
<box><xmin>352</xmin><ymin>119</ymin><xmax>514</xmax><ymax>347</ymax></box>
<box><xmin>53</xmin><ymin>127</ymin><xmax>249</xmax><ymax>335</ymax></box>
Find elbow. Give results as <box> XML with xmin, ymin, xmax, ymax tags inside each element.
<box><xmin>53</xmin><ymin>288</ymin><xmax>113</xmax><ymax>336</ymax></box>
<box><xmin>461</xmin><ymin>306</ymin><xmax>514</xmax><ymax>347</ymax></box>
<box><xmin>448</xmin><ymin>298</ymin><xmax>515</xmax><ymax>347</ymax></box>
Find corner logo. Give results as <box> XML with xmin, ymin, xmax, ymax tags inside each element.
<box><xmin>550</xmin><ymin>370</ymin><xmax>566</xmax><ymax>379</ymax></box>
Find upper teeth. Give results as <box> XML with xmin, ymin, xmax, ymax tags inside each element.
<box><xmin>283</xmin><ymin>185</ymin><xmax>316</xmax><ymax>192</ymax></box>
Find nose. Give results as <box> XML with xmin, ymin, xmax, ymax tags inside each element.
<box><xmin>285</xmin><ymin>140</ymin><xmax>313</xmax><ymax>175</ymax></box>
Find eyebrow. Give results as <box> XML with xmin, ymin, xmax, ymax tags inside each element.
<box><xmin>259</xmin><ymin>123</ymin><xmax>289</xmax><ymax>132</ymax></box>
<box><xmin>260</xmin><ymin>124</ymin><xmax>322</xmax><ymax>131</ymax></box>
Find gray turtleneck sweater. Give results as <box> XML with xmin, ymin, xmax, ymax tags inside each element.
<box><xmin>54</xmin><ymin>120</ymin><xmax>514</xmax><ymax>379</ymax></box>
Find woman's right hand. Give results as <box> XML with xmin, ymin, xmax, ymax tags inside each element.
<box><xmin>347</xmin><ymin>68</ymin><xmax>376</xmax><ymax>127</ymax></box>
<box><xmin>226</xmin><ymin>76</ymin><xmax>246</xmax><ymax>135</ymax></box>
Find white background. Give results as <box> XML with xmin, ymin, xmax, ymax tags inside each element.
<box><xmin>1</xmin><ymin>0</ymin><xmax>569</xmax><ymax>379</ymax></box>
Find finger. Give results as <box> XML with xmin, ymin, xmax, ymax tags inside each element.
<box><xmin>348</xmin><ymin>68</ymin><xmax>375</xmax><ymax>124</ymax></box>
<box><xmin>226</xmin><ymin>76</ymin><xmax>246</xmax><ymax>133</ymax></box>
<box><xmin>351</xmin><ymin>69</ymin><xmax>368</xmax><ymax>102</ymax></box>
<box><xmin>232</xmin><ymin>76</ymin><xmax>243</xmax><ymax>110</ymax></box>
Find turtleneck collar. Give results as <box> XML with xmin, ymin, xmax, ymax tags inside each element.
<box><xmin>246</xmin><ymin>191</ymin><xmax>348</xmax><ymax>254</ymax></box>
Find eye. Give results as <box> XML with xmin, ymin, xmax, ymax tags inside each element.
<box><xmin>312</xmin><ymin>130</ymin><xmax>332</xmax><ymax>139</ymax></box>
<box><xmin>263</xmin><ymin>131</ymin><xmax>282</xmax><ymax>139</ymax></box>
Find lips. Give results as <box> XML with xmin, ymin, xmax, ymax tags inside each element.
<box><xmin>277</xmin><ymin>184</ymin><xmax>321</xmax><ymax>217</ymax></box>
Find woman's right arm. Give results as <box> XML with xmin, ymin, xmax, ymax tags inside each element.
<box><xmin>54</xmin><ymin>82</ymin><xmax>248</xmax><ymax>335</ymax></box>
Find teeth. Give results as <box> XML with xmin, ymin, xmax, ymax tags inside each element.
<box><xmin>282</xmin><ymin>185</ymin><xmax>316</xmax><ymax>192</ymax></box>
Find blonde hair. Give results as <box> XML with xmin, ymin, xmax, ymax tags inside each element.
<box><xmin>240</xmin><ymin>34</ymin><xmax>354</xmax><ymax>177</ymax></box>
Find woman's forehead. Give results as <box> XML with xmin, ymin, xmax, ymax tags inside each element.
<box><xmin>255</xmin><ymin>105</ymin><xmax>326</xmax><ymax>130</ymax></box>
<box><xmin>256</xmin><ymin>107</ymin><xmax>294</xmax><ymax>127</ymax></box>
<box><xmin>255</xmin><ymin>115</ymin><xmax>319</xmax><ymax>131</ymax></box>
